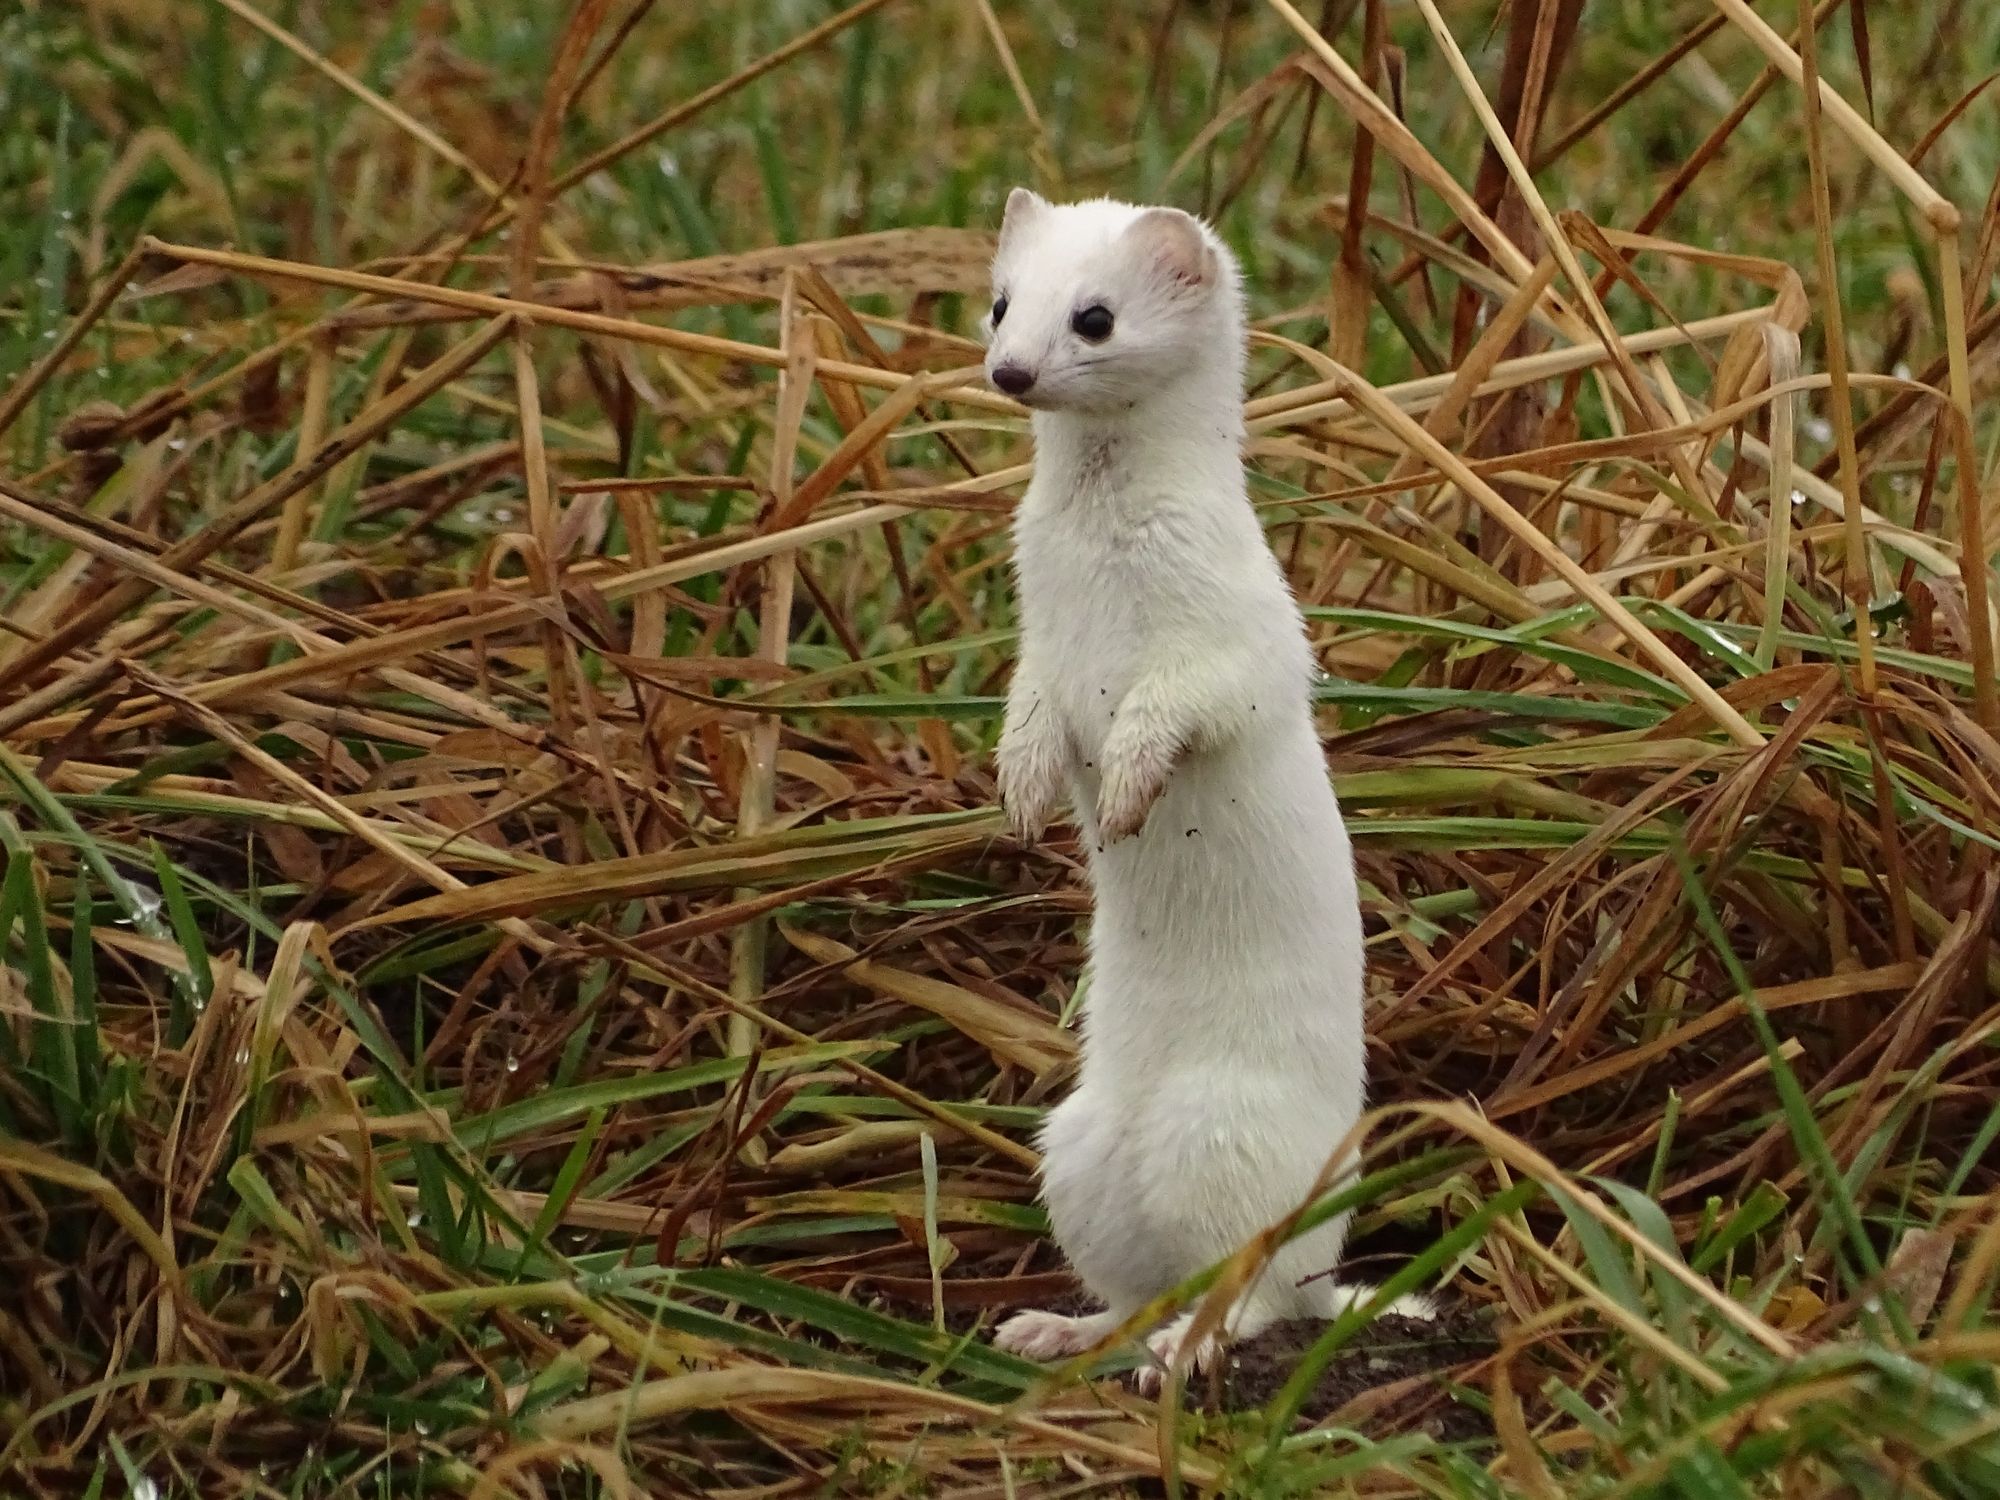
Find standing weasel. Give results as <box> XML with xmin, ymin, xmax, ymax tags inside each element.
<box><xmin>984</xmin><ymin>189</ymin><xmax>1428</xmax><ymax>1389</ymax></box>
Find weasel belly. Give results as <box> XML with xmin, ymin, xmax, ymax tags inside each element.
<box><xmin>1077</xmin><ymin>717</ymin><xmax>1366</xmax><ymax>1083</ymax></box>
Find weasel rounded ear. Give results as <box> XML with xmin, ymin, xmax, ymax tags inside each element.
<box><xmin>999</xmin><ymin>186</ymin><xmax>1050</xmax><ymax>248</ymax></box>
<box><xmin>1125</xmin><ymin>207</ymin><xmax>1216</xmax><ymax>290</ymax></box>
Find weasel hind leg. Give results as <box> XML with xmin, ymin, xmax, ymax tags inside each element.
<box><xmin>1037</xmin><ymin>1085</ymin><xmax>1169</xmax><ymax>1313</ymax></box>
<box><xmin>990</xmin><ymin>1086</ymin><xmax>1160</xmax><ymax>1367</ymax></box>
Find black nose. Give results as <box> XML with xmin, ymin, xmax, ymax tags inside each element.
<box><xmin>992</xmin><ymin>363</ymin><xmax>1036</xmax><ymax>396</ymax></box>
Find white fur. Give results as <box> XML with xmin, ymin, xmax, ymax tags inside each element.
<box><xmin>982</xmin><ymin>191</ymin><xmax>1430</xmax><ymax>1385</ymax></box>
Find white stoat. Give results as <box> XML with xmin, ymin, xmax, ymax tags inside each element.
<box><xmin>982</xmin><ymin>189</ymin><xmax>1429</xmax><ymax>1391</ymax></box>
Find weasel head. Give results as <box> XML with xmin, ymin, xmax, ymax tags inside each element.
<box><xmin>983</xmin><ymin>189</ymin><xmax>1244</xmax><ymax>416</ymax></box>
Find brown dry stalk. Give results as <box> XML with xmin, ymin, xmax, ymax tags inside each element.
<box><xmin>1711</xmin><ymin>0</ymin><xmax>1958</xmax><ymax>231</ymax></box>
<box><xmin>1408</xmin><ymin>0</ymin><xmax>1709</xmax><ymax>516</ymax></box>
<box><xmin>510</xmin><ymin>0</ymin><xmax>614</xmax><ymax>296</ymax></box>
<box><xmin>1277</xmin><ymin>338</ymin><xmax>1766</xmax><ymax>747</ymax></box>
<box><xmin>0</xmin><ymin>316</ymin><xmax>514</xmax><ymax>695</ymax></box>
<box><xmin>210</xmin><ymin>0</ymin><xmax>578</xmax><ymax>261</ymax></box>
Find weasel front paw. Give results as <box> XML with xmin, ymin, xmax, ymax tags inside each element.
<box><xmin>996</xmin><ymin>698</ymin><xmax>1067</xmax><ymax>845</ymax></box>
<box><xmin>996</xmin><ymin>737</ymin><xmax>1063</xmax><ymax>845</ymax></box>
<box><xmin>1095</xmin><ymin>733</ymin><xmax>1175</xmax><ymax>845</ymax></box>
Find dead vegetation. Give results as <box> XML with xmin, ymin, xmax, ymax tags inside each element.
<box><xmin>3</xmin><ymin>0</ymin><xmax>1999</xmax><ymax>1494</ymax></box>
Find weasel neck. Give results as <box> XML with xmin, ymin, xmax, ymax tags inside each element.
<box><xmin>1027</xmin><ymin>361</ymin><xmax>1247</xmax><ymax>508</ymax></box>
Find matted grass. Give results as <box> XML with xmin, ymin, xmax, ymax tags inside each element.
<box><xmin>4</xmin><ymin>1</ymin><xmax>2000</xmax><ymax>1494</ymax></box>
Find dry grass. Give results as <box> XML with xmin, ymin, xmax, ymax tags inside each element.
<box><xmin>3</xmin><ymin>1</ymin><xmax>2000</xmax><ymax>1494</ymax></box>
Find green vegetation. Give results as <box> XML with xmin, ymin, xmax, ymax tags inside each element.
<box><xmin>3</xmin><ymin>0</ymin><xmax>1999</xmax><ymax>1494</ymax></box>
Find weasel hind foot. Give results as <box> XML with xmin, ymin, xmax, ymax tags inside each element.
<box><xmin>1132</xmin><ymin>1311</ymin><xmax>1223</xmax><ymax>1396</ymax></box>
<box><xmin>1323</xmin><ymin>1283</ymin><xmax>1439</xmax><ymax>1322</ymax></box>
<box><xmin>993</xmin><ymin>1308</ymin><xmax>1120</xmax><ymax>1363</ymax></box>
<box><xmin>1129</xmin><ymin>1288</ymin><xmax>1438</xmax><ymax>1396</ymax></box>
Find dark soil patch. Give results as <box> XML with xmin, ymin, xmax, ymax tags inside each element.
<box><xmin>865</xmin><ymin>1253</ymin><xmax>1496</xmax><ymax>1441</ymax></box>
<box><xmin>1188</xmin><ymin>1305</ymin><xmax>1495</xmax><ymax>1442</ymax></box>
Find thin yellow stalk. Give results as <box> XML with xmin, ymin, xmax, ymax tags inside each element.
<box><xmin>271</xmin><ymin>332</ymin><xmax>333</xmax><ymax>575</ymax></box>
<box><xmin>1405</xmin><ymin>0</ymin><xmax>1713</xmax><ymax>516</ymax></box>
<box><xmin>126</xmin><ymin>663</ymin><xmax>550</xmax><ymax>956</ymax></box>
<box><xmin>0</xmin><ymin>470</ymin><xmax>631</xmax><ymax>763</ymax></box>
<box><xmin>1264</xmin><ymin>0</ymin><xmax>1547</xmax><ymax>295</ymax></box>
<box><xmin>144</xmin><ymin>237</ymin><xmax>1810</xmax><ymax>448</ymax></box>
<box><xmin>510</xmin><ymin>346</ymin><xmax>558</xmax><ymax>565</ymax></box>
<box><xmin>0</xmin><ymin>619</ymin><xmax>161</xmax><ymax>741</ymax></box>
<box><xmin>1756</xmin><ymin>323</ymin><xmax>1801</xmax><ymax>668</ymax></box>
<box><xmin>71</xmin><ymin>494</ymin><xmax>959</xmax><ymax>729</ymax></box>
<box><xmin>1725</xmin><ymin>420</ymin><xmax>1957</xmax><ymax>580</ymax></box>
<box><xmin>1248</xmin><ymin>307</ymin><xmax>1775</xmax><ymax>429</ymax></box>
<box><xmin>530</xmin><ymin>1365</ymin><xmax>1204</xmax><ymax>1479</ymax></box>
<box><xmin>543</xmin><ymin>0</ymin><xmax>903</xmax><ymax>200</ymax></box>
<box><xmin>511</xmin><ymin>330</ymin><xmax>578</xmax><ymax>745</ymax></box>
<box><xmin>973</xmin><ymin>0</ymin><xmax>1056</xmax><ymax>184</ymax></box>
<box><xmin>1607</xmin><ymin>354</ymin><xmax>1712</xmax><ymax>574</ymax></box>
<box><xmin>1497</xmin><ymin>1219</ymin><xmax>1730</xmax><ymax>1391</ymax></box>
<box><xmin>0</xmin><ymin>480</ymin><xmax>318</xmax><ymax>645</ymax></box>
<box><xmin>140</xmin><ymin>238</ymin><xmax>1016</xmax><ymax>414</ymax></box>
<box><xmin>584</xmin><ymin>925</ymin><xmax>1040</xmax><ymax>1172</ymax></box>
<box><xmin>1936</xmin><ymin>233</ymin><xmax>1998</xmax><ymax>734</ymax></box>
<box><xmin>730</xmin><ymin>274</ymin><xmax>814</xmax><ymax>1069</ymax></box>
<box><xmin>1794</xmin><ymin>0</ymin><xmax>1877</xmax><ymax>696</ymax></box>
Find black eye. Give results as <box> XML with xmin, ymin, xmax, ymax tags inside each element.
<box><xmin>1071</xmin><ymin>304</ymin><xmax>1114</xmax><ymax>341</ymax></box>
<box><xmin>991</xmin><ymin>295</ymin><xmax>1009</xmax><ymax>326</ymax></box>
